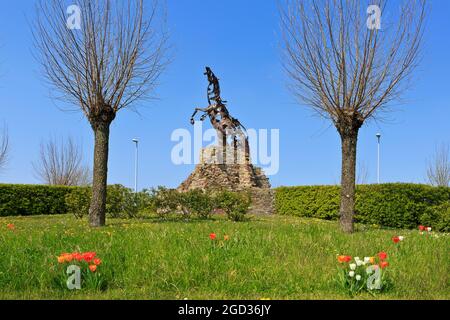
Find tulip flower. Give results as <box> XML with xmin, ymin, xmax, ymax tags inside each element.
<box><xmin>349</xmin><ymin>264</ymin><xmax>357</xmax><ymax>271</ymax></box>
<box><xmin>7</xmin><ymin>224</ymin><xmax>15</xmax><ymax>231</ymax></box>
<box><xmin>392</xmin><ymin>236</ymin><xmax>400</xmax><ymax>244</ymax></box>
<box><xmin>349</xmin><ymin>271</ymin><xmax>355</xmax><ymax>277</ymax></box>
<box><xmin>378</xmin><ymin>252</ymin><xmax>388</xmax><ymax>261</ymax></box>
<box><xmin>93</xmin><ymin>258</ymin><xmax>102</xmax><ymax>266</ymax></box>
<box><xmin>419</xmin><ymin>225</ymin><xmax>425</xmax><ymax>231</ymax></box>
<box><xmin>89</xmin><ymin>265</ymin><xmax>97</xmax><ymax>272</ymax></box>
<box><xmin>209</xmin><ymin>233</ymin><xmax>216</xmax><ymax>240</ymax></box>
<box><xmin>337</xmin><ymin>255</ymin><xmax>352</xmax><ymax>263</ymax></box>
<box><xmin>380</xmin><ymin>261</ymin><xmax>389</xmax><ymax>269</ymax></box>
<box><xmin>82</xmin><ymin>252</ymin><xmax>96</xmax><ymax>263</ymax></box>
<box><xmin>356</xmin><ymin>275</ymin><xmax>362</xmax><ymax>281</ymax></box>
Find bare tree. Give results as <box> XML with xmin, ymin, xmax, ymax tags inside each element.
<box><xmin>356</xmin><ymin>161</ymin><xmax>370</xmax><ymax>185</ymax></box>
<box><xmin>33</xmin><ymin>0</ymin><xmax>169</xmax><ymax>226</ymax></box>
<box><xmin>0</xmin><ymin>127</ymin><xmax>9</xmax><ymax>171</ymax></box>
<box><xmin>33</xmin><ymin>137</ymin><xmax>91</xmax><ymax>186</ymax></box>
<box><xmin>281</xmin><ymin>0</ymin><xmax>426</xmax><ymax>232</ymax></box>
<box><xmin>427</xmin><ymin>144</ymin><xmax>450</xmax><ymax>187</ymax></box>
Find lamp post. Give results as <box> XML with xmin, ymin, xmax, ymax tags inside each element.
<box><xmin>132</xmin><ymin>138</ymin><xmax>139</xmax><ymax>193</ymax></box>
<box><xmin>376</xmin><ymin>133</ymin><xmax>381</xmax><ymax>184</ymax></box>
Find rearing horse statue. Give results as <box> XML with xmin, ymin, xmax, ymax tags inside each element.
<box><xmin>190</xmin><ymin>67</ymin><xmax>249</xmax><ymax>165</ymax></box>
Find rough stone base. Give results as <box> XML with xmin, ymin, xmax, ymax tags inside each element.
<box><xmin>178</xmin><ymin>146</ymin><xmax>274</xmax><ymax>215</ymax></box>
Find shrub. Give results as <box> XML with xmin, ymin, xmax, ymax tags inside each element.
<box><xmin>0</xmin><ymin>184</ymin><xmax>73</xmax><ymax>217</ymax></box>
<box><xmin>214</xmin><ymin>190</ymin><xmax>251</xmax><ymax>222</ymax></box>
<box><xmin>132</xmin><ymin>189</ymin><xmax>156</xmax><ymax>217</ymax></box>
<box><xmin>106</xmin><ymin>185</ymin><xmax>155</xmax><ymax>219</ymax></box>
<box><xmin>181</xmin><ymin>189</ymin><xmax>214</xmax><ymax>219</ymax></box>
<box><xmin>420</xmin><ymin>201</ymin><xmax>450</xmax><ymax>232</ymax></box>
<box><xmin>152</xmin><ymin>187</ymin><xmax>181</xmax><ymax>218</ymax></box>
<box><xmin>106</xmin><ymin>185</ymin><xmax>129</xmax><ymax>218</ymax></box>
<box><xmin>275</xmin><ymin>184</ymin><xmax>450</xmax><ymax>230</ymax></box>
<box><xmin>65</xmin><ymin>187</ymin><xmax>91</xmax><ymax>219</ymax></box>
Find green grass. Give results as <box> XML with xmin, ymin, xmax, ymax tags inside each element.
<box><xmin>0</xmin><ymin>214</ymin><xmax>448</xmax><ymax>300</ymax></box>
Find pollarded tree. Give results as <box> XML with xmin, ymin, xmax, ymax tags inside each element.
<box><xmin>33</xmin><ymin>0</ymin><xmax>169</xmax><ymax>227</ymax></box>
<box><xmin>281</xmin><ymin>0</ymin><xmax>426</xmax><ymax>233</ymax></box>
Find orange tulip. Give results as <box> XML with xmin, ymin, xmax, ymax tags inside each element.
<box><xmin>57</xmin><ymin>256</ymin><xmax>66</xmax><ymax>264</ymax></box>
<box><xmin>93</xmin><ymin>258</ymin><xmax>102</xmax><ymax>266</ymax></box>
<box><xmin>7</xmin><ymin>224</ymin><xmax>15</xmax><ymax>231</ymax></box>
<box><xmin>337</xmin><ymin>255</ymin><xmax>352</xmax><ymax>263</ymax></box>
<box><xmin>89</xmin><ymin>265</ymin><xmax>97</xmax><ymax>272</ymax></box>
<box><xmin>224</xmin><ymin>235</ymin><xmax>230</xmax><ymax>241</ymax></box>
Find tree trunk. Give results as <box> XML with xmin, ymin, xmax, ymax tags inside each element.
<box><xmin>89</xmin><ymin>121</ymin><xmax>111</xmax><ymax>227</ymax></box>
<box><xmin>339</xmin><ymin>130</ymin><xmax>359</xmax><ymax>233</ymax></box>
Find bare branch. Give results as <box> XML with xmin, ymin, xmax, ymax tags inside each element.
<box><xmin>32</xmin><ymin>0</ymin><xmax>170</xmax><ymax>122</ymax></box>
<box><xmin>0</xmin><ymin>127</ymin><xmax>9</xmax><ymax>172</ymax></box>
<box><xmin>281</xmin><ymin>0</ymin><xmax>427</xmax><ymax>128</ymax></box>
<box><xmin>33</xmin><ymin>136</ymin><xmax>91</xmax><ymax>186</ymax></box>
<box><xmin>427</xmin><ymin>144</ymin><xmax>450</xmax><ymax>187</ymax></box>
<box><xmin>356</xmin><ymin>161</ymin><xmax>370</xmax><ymax>185</ymax></box>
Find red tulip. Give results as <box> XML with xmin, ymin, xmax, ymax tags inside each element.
<box><xmin>209</xmin><ymin>233</ymin><xmax>216</xmax><ymax>240</ymax></box>
<box><xmin>337</xmin><ymin>255</ymin><xmax>352</xmax><ymax>263</ymax></box>
<box><xmin>82</xmin><ymin>252</ymin><xmax>96</xmax><ymax>263</ymax></box>
<box><xmin>419</xmin><ymin>225</ymin><xmax>425</xmax><ymax>231</ymax></box>
<box><xmin>72</xmin><ymin>252</ymin><xmax>83</xmax><ymax>262</ymax></box>
<box><xmin>378</xmin><ymin>252</ymin><xmax>388</xmax><ymax>260</ymax></box>
<box><xmin>380</xmin><ymin>261</ymin><xmax>389</xmax><ymax>269</ymax></box>
<box><xmin>392</xmin><ymin>236</ymin><xmax>400</xmax><ymax>244</ymax></box>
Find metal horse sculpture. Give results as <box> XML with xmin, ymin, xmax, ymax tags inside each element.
<box><xmin>190</xmin><ymin>67</ymin><xmax>250</xmax><ymax>165</ymax></box>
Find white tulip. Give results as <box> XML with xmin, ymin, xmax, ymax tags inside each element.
<box><xmin>356</xmin><ymin>260</ymin><xmax>364</xmax><ymax>266</ymax></box>
<box><xmin>427</xmin><ymin>227</ymin><xmax>432</xmax><ymax>232</ymax></box>
<box><xmin>356</xmin><ymin>275</ymin><xmax>362</xmax><ymax>281</ymax></box>
<box><xmin>398</xmin><ymin>236</ymin><xmax>404</xmax><ymax>241</ymax></box>
<box><xmin>364</xmin><ymin>257</ymin><xmax>371</xmax><ymax>263</ymax></box>
<box><xmin>350</xmin><ymin>264</ymin><xmax>357</xmax><ymax>270</ymax></box>
<box><xmin>349</xmin><ymin>271</ymin><xmax>355</xmax><ymax>277</ymax></box>
<box><xmin>354</xmin><ymin>257</ymin><xmax>361</xmax><ymax>262</ymax></box>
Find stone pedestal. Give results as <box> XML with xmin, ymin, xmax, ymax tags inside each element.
<box><xmin>178</xmin><ymin>145</ymin><xmax>274</xmax><ymax>215</ymax></box>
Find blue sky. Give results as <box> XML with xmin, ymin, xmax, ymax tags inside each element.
<box><xmin>0</xmin><ymin>0</ymin><xmax>449</xmax><ymax>189</ymax></box>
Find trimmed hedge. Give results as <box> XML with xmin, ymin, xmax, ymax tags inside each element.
<box><xmin>0</xmin><ymin>184</ymin><xmax>74</xmax><ymax>217</ymax></box>
<box><xmin>275</xmin><ymin>184</ymin><xmax>450</xmax><ymax>230</ymax></box>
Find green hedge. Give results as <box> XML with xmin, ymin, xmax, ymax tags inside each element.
<box><xmin>0</xmin><ymin>184</ymin><xmax>74</xmax><ymax>217</ymax></box>
<box><xmin>275</xmin><ymin>184</ymin><xmax>450</xmax><ymax>230</ymax></box>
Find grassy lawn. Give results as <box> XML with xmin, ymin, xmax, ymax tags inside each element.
<box><xmin>0</xmin><ymin>214</ymin><xmax>448</xmax><ymax>300</ymax></box>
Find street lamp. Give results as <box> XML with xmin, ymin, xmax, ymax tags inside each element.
<box><xmin>376</xmin><ymin>133</ymin><xmax>381</xmax><ymax>184</ymax></box>
<box><xmin>132</xmin><ymin>138</ymin><xmax>139</xmax><ymax>193</ymax></box>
